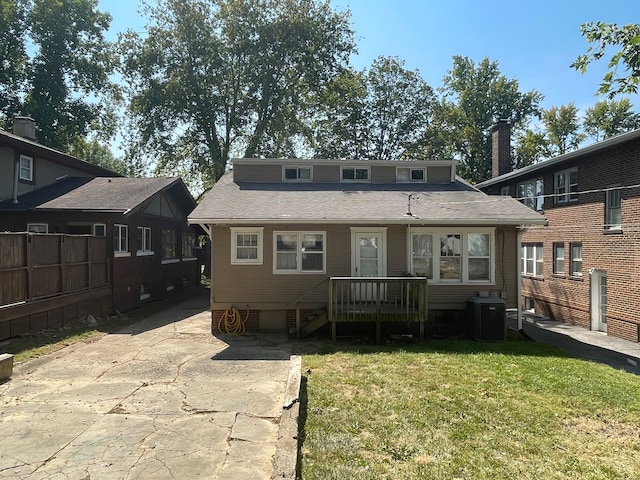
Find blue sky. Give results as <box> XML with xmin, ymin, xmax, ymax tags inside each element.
<box><xmin>101</xmin><ymin>0</ymin><xmax>639</xmax><ymax>116</ymax></box>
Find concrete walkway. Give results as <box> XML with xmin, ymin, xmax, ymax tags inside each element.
<box><xmin>508</xmin><ymin>310</ymin><xmax>640</xmax><ymax>375</ymax></box>
<box><xmin>0</xmin><ymin>292</ymin><xmax>298</xmax><ymax>479</ymax></box>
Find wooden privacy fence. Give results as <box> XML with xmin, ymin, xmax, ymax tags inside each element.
<box><xmin>0</xmin><ymin>233</ymin><xmax>111</xmax><ymax>340</ymax></box>
<box><xmin>0</xmin><ymin>233</ymin><xmax>109</xmax><ymax>305</ymax></box>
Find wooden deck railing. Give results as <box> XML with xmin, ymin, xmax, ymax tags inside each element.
<box><xmin>329</xmin><ymin>276</ymin><xmax>428</xmax><ymax>342</ymax></box>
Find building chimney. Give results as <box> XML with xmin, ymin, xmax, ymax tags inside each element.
<box><xmin>491</xmin><ymin>119</ymin><xmax>511</xmax><ymax>178</ymax></box>
<box><xmin>12</xmin><ymin>116</ymin><xmax>36</xmax><ymax>141</ymax></box>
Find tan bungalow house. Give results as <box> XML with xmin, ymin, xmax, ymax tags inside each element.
<box><xmin>189</xmin><ymin>158</ymin><xmax>547</xmax><ymax>340</ymax></box>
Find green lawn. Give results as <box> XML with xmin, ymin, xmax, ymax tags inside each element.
<box><xmin>298</xmin><ymin>339</ymin><xmax>640</xmax><ymax>480</ymax></box>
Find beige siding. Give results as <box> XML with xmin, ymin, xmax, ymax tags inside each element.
<box><xmin>371</xmin><ymin>166</ymin><xmax>395</xmax><ymax>183</ymax></box>
<box><xmin>428</xmin><ymin>166</ymin><xmax>453</xmax><ymax>183</ymax></box>
<box><xmin>313</xmin><ymin>165</ymin><xmax>340</xmax><ymax>183</ymax></box>
<box><xmin>211</xmin><ymin>223</ymin><xmax>520</xmax><ymax>312</ymax></box>
<box><xmin>233</xmin><ymin>163</ymin><xmax>282</xmax><ymax>182</ymax></box>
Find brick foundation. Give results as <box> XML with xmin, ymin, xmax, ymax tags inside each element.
<box><xmin>212</xmin><ymin>308</ymin><xmax>260</xmax><ymax>334</ymax></box>
<box><xmin>608</xmin><ymin>318</ymin><xmax>640</xmax><ymax>343</ymax></box>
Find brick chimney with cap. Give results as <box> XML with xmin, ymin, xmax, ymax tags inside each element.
<box><xmin>12</xmin><ymin>116</ymin><xmax>36</xmax><ymax>141</ymax></box>
<box><xmin>491</xmin><ymin>119</ymin><xmax>511</xmax><ymax>178</ymax></box>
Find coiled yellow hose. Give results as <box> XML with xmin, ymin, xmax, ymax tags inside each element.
<box><xmin>218</xmin><ymin>307</ymin><xmax>248</xmax><ymax>335</ymax></box>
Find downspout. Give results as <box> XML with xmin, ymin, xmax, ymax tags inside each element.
<box><xmin>516</xmin><ymin>226</ymin><xmax>525</xmax><ymax>331</ymax></box>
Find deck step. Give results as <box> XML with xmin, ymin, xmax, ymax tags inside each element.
<box><xmin>300</xmin><ymin>310</ymin><xmax>329</xmax><ymax>337</ymax></box>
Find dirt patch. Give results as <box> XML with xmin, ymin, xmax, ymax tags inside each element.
<box><xmin>564</xmin><ymin>416</ymin><xmax>640</xmax><ymax>444</ymax></box>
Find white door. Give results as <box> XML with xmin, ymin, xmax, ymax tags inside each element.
<box><xmin>590</xmin><ymin>269</ymin><xmax>607</xmax><ymax>332</ymax></box>
<box><xmin>351</xmin><ymin>229</ymin><xmax>387</xmax><ymax>301</ymax></box>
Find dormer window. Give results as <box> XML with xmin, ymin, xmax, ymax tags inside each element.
<box><xmin>341</xmin><ymin>166</ymin><xmax>370</xmax><ymax>182</ymax></box>
<box><xmin>283</xmin><ymin>166</ymin><xmax>312</xmax><ymax>181</ymax></box>
<box><xmin>397</xmin><ymin>167</ymin><xmax>425</xmax><ymax>183</ymax></box>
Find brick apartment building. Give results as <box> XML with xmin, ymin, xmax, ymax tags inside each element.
<box><xmin>477</xmin><ymin>121</ymin><xmax>640</xmax><ymax>344</ymax></box>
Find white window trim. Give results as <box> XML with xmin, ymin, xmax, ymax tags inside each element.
<box><xmin>521</xmin><ymin>243</ymin><xmax>543</xmax><ymax>278</ymax></box>
<box><xmin>407</xmin><ymin>227</ymin><xmax>495</xmax><ymax>284</ymax></box>
<box><xmin>273</xmin><ymin>231</ymin><xmax>326</xmax><ymax>274</ymax></box>
<box><xmin>282</xmin><ymin>165</ymin><xmax>313</xmax><ymax>182</ymax></box>
<box><xmin>27</xmin><ymin>223</ymin><xmax>48</xmax><ymax>233</ymax></box>
<box><xmin>570</xmin><ymin>243</ymin><xmax>583</xmax><ymax>277</ymax></box>
<box><xmin>500</xmin><ymin>186</ymin><xmax>511</xmax><ymax>196</ymax></box>
<box><xmin>19</xmin><ymin>154</ymin><xmax>33</xmax><ymax>182</ymax></box>
<box><xmin>161</xmin><ymin>258</ymin><xmax>180</xmax><ymax>265</ymax></box>
<box><xmin>231</xmin><ymin>227</ymin><xmax>263</xmax><ymax>265</ymax></box>
<box><xmin>114</xmin><ymin>224</ymin><xmax>128</xmax><ymax>254</ymax></box>
<box><xmin>396</xmin><ymin>166</ymin><xmax>426</xmax><ymax>183</ymax></box>
<box><xmin>554</xmin><ymin>168</ymin><xmax>578</xmax><ymax>204</ymax></box>
<box><xmin>137</xmin><ymin>226</ymin><xmax>154</xmax><ymax>256</ymax></box>
<box><xmin>340</xmin><ymin>166</ymin><xmax>370</xmax><ymax>182</ymax></box>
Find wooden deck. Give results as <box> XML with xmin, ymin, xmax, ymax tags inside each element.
<box><xmin>329</xmin><ymin>277</ymin><xmax>428</xmax><ymax>342</ymax></box>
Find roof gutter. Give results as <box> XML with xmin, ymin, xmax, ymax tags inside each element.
<box><xmin>187</xmin><ymin>217</ymin><xmax>548</xmax><ymax>227</ymax></box>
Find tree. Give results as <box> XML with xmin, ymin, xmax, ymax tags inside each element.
<box><xmin>424</xmin><ymin>56</ymin><xmax>543</xmax><ymax>184</ymax></box>
<box><xmin>541</xmin><ymin>104</ymin><xmax>585</xmax><ymax>156</ymax></box>
<box><xmin>572</xmin><ymin>22</ymin><xmax>640</xmax><ymax>98</ymax></box>
<box><xmin>23</xmin><ymin>0</ymin><xmax>119</xmax><ymax>151</ymax></box>
<box><xmin>313</xmin><ymin>56</ymin><xmax>434</xmax><ymax>160</ymax></box>
<box><xmin>68</xmin><ymin>138</ymin><xmax>128</xmax><ymax>175</ymax></box>
<box><xmin>0</xmin><ymin>0</ymin><xmax>27</xmax><ymax>128</ymax></box>
<box><xmin>513</xmin><ymin>128</ymin><xmax>548</xmax><ymax>168</ymax></box>
<box><xmin>119</xmin><ymin>0</ymin><xmax>354</xmax><ymax>190</ymax></box>
<box><xmin>583</xmin><ymin>98</ymin><xmax>640</xmax><ymax>141</ymax></box>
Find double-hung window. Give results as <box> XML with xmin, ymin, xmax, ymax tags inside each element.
<box><xmin>274</xmin><ymin>231</ymin><xmax>325</xmax><ymax>274</ymax></box>
<box><xmin>517</xmin><ymin>178</ymin><xmax>544</xmax><ymax>210</ymax></box>
<box><xmin>341</xmin><ymin>166</ymin><xmax>370</xmax><ymax>182</ymax></box>
<box><xmin>521</xmin><ymin>243</ymin><xmax>543</xmax><ymax>277</ymax></box>
<box><xmin>19</xmin><ymin>155</ymin><xmax>33</xmax><ymax>182</ymax></box>
<box><xmin>553</xmin><ymin>243</ymin><xmax>565</xmax><ymax>275</ymax></box>
<box><xmin>570</xmin><ymin>243</ymin><xmax>582</xmax><ymax>277</ymax></box>
<box><xmin>231</xmin><ymin>227</ymin><xmax>263</xmax><ymax>264</ymax></box>
<box><xmin>409</xmin><ymin>229</ymin><xmax>493</xmax><ymax>282</ymax></box>
<box><xmin>137</xmin><ymin>227</ymin><xmax>152</xmax><ymax>255</ymax></box>
<box><xmin>605</xmin><ymin>188</ymin><xmax>622</xmax><ymax>230</ymax></box>
<box><xmin>114</xmin><ymin>224</ymin><xmax>129</xmax><ymax>256</ymax></box>
<box><xmin>397</xmin><ymin>167</ymin><xmax>425</xmax><ymax>182</ymax></box>
<box><xmin>283</xmin><ymin>166</ymin><xmax>312</xmax><ymax>181</ymax></box>
<box><xmin>555</xmin><ymin>168</ymin><xmax>578</xmax><ymax>203</ymax></box>
<box><xmin>162</xmin><ymin>229</ymin><xmax>177</xmax><ymax>262</ymax></box>
<box><xmin>182</xmin><ymin>232</ymin><xmax>196</xmax><ymax>259</ymax></box>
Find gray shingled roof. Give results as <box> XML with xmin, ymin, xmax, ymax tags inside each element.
<box><xmin>0</xmin><ymin>177</ymin><xmax>195</xmax><ymax>214</ymax></box>
<box><xmin>189</xmin><ymin>171</ymin><xmax>547</xmax><ymax>226</ymax></box>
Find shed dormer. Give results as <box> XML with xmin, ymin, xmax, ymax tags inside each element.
<box><xmin>231</xmin><ymin>158</ymin><xmax>458</xmax><ymax>184</ymax></box>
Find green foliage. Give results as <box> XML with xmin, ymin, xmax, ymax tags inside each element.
<box><xmin>68</xmin><ymin>137</ymin><xmax>128</xmax><ymax>175</ymax></box>
<box><xmin>426</xmin><ymin>56</ymin><xmax>543</xmax><ymax>184</ymax></box>
<box><xmin>583</xmin><ymin>98</ymin><xmax>640</xmax><ymax>141</ymax></box>
<box><xmin>119</xmin><ymin>0</ymin><xmax>355</xmax><ymax>188</ymax></box>
<box><xmin>0</xmin><ymin>0</ymin><xmax>119</xmax><ymax>152</ymax></box>
<box><xmin>572</xmin><ymin>22</ymin><xmax>640</xmax><ymax>98</ymax></box>
<box><xmin>24</xmin><ymin>0</ymin><xmax>119</xmax><ymax>151</ymax></box>
<box><xmin>314</xmin><ymin>56</ymin><xmax>434</xmax><ymax>160</ymax></box>
<box><xmin>541</xmin><ymin>103</ymin><xmax>586</xmax><ymax>156</ymax></box>
<box><xmin>0</xmin><ymin>0</ymin><xmax>28</xmax><ymax>128</ymax></box>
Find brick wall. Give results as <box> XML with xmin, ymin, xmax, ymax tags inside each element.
<box><xmin>490</xmin><ymin>135</ymin><xmax>640</xmax><ymax>344</ymax></box>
